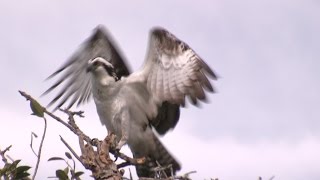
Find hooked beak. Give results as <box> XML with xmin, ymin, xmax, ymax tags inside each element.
<box><xmin>86</xmin><ymin>65</ymin><xmax>93</xmax><ymax>73</ymax></box>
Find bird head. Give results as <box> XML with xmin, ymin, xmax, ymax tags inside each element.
<box><xmin>87</xmin><ymin>57</ymin><xmax>119</xmax><ymax>81</ymax></box>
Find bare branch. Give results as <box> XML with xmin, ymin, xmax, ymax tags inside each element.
<box><xmin>0</xmin><ymin>145</ymin><xmax>12</xmax><ymax>164</ymax></box>
<box><xmin>19</xmin><ymin>90</ymin><xmax>197</xmax><ymax>180</ymax></box>
<box><xmin>30</xmin><ymin>132</ymin><xmax>38</xmax><ymax>157</ymax></box>
<box><xmin>32</xmin><ymin>117</ymin><xmax>47</xmax><ymax>180</ymax></box>
<box><xmin>59</xmin><ymin>135</ymin><xmax>84</xmax><ymax>168</ymax></box>
<box><xmin>173</xmin><ymin>171</ymin><xmax>197</xmax><ymax>180</ymax></box>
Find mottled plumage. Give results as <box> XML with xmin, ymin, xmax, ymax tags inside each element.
<box><xmin>44</xmin><ymin>25</ymin><xmax>217</xmax><ymax>178</ymax></box>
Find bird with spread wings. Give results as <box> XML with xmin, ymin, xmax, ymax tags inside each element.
<box><xmin>43</xmin><ymin>25</ymin><xmax>217</xmax><ymax>178</ymax></box>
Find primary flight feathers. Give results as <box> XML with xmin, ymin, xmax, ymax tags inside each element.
<box><xmin>43</xmin><ymin>25</ymin><xmax>217</xmax><ymax>177</ymax></box>
<box><xmin>44</xmin><ymin>26</ymin><xmax>216</xmax><ymax>110</ymax></box>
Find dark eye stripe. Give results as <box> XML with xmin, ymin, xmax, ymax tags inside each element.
<box><xmin>103</xmin><ymin>64</ymin><xmax>114</xmax><ymax>75</ymax></box>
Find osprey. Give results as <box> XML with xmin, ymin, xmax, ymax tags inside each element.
<box><xmin>44</xmin><ymin>25</ymin><xmax>217</xmax><ymax>178</ymax></box>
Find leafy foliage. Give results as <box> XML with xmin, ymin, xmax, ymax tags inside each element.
<box><xmin>48</xmin><ymin>152</ymin><xmax>84</xmax><ymax>180</ymax></box>
<box><xmin>29</xmin><ymin>98</ymin><xmax>44</xmax><ymax>118</ymax></box>
<box><xmin>0</xmin><ymin>160</ymin><xmax>31</xmax><ymax>179</ymax></box>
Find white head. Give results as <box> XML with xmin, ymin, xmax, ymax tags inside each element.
<box><xmin>87</xmin><ymin>57</ymin><xmax>119</xmax><ymax>81</ymax></box>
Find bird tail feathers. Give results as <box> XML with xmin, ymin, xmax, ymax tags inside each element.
<box><xmin>135</xmin><ymin>134</ymin><xmax>181</xmax><ymax>178</ymax></box>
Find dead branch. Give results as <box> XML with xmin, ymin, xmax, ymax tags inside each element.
<box><xmin>31</xmin><ymin>117</ymin><xmax>47</xmax><ymax>180</ymax></box>
<box><xmin>19</xmin><ymin>91</ymin><xmax>135</xmax><ymax>163</ymax></box>
<box><xmin>19</xmin><ymin>91</ymin><xmax>139</xmax><ymax>179</ymax></box>
<box><xmin>19</xmin><ymin>91</ymin><xmax>196</xmax><ymax>180</ymax></box>
<box><xmin>0</xmin><ymin>145</ymin><xmax>12</xmax><ymax>164</ymax></box>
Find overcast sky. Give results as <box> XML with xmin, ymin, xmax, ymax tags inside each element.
<box><xmin>1</xmin><ymin>0</ymin><xmax>320</xmax><ymax>179</ymax></box>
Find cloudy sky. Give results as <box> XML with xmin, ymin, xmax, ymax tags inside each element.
<box><xmin>1</xmin><ymin>0</ymin><xmax>319</xmax><ymax>179</ymax></box>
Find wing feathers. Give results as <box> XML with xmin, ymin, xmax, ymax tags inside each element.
<box><xmin>139</xmin><ymin>27</ymin><xmax>217</xmax><ymax>107</ymax></box>
<box><xmin>77</xmin><ymin>80</ymin><xmax>92</xmax><ymax>106</ymax></box>
<box><xmin>199</xmin><ymin>58</ymin><xmax>217</xmax><ymax>79</ymax></box>
<box><xmin>156</xmin><ymin>65</ymin><xmax>164</xmax><ymax>100</ymax></box>
<box><xmin>163</xmin><ymin>68</ymin><xmax>172</xmax><ymax>101</ymax></box>
<box><xmin>44</xmin><ymin>25</ymin><xmax>130</xmax><ymax>110</ymax></box>
<box><xmin>168</xmin><ymin>68</ymin><xmax>181</xmax><ymax>104</ymax></box>
<box><xmin>197</xmin><ymin>71</ymin><xmax>214</xmax><ymax>92</ymax></box>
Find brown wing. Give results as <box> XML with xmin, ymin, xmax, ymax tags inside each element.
<box><xmin>131</xmin><ymin>27</ymin><xmax>217</xmax><ymax>134</ymax></box>
<box><xmin>139</xmin><ymin>27</ymin><xmax>217</xmax><ymax>106</ymax></box>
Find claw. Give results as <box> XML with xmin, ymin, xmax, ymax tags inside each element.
<box><xmin>113</xmin><ymin>149</ymin><xmax>120</xmax><ymax>162</ymax></box>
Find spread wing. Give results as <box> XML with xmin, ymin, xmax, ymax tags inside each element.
<box><xmin>152</xmin><ymin>102</ymin><xmax>180</xmax><ymax>135</ymax></box>
<box><xmin>131</xmin><ymin>27</ymin><xmax>217</xmax><ymax>134</ymax></box>
<box><xmin>134</xmin><ymin>27</ymin><xmax>217</xmax><ymax>107</ymax></box>
<box><xmin>43</xmin><ymin>25</ymin><xmax>131</xmax><ymax>110</ymax></box>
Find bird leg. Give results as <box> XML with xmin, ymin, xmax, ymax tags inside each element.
<box><xmin>116</xmin><ymin>135</ymin><xmax>128</xmax><ymax>150</ymax></box>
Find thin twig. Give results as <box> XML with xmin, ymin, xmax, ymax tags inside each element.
<box><xmin>19</xmin><ymin>91</ymin><xmax>137</xmax><ymax>164</ymax></box>
<box><xmin>32</xmin><ymin>117</ymin><xmax>47</xmax><ymax>180</ymax></box>
<box><xmin>59</xmin><ymin>135</ymin><xmax>84</xmax><ymax>168</ymax></box>
<box><xmin>154</xmin><ymin>161</ymin><xmax>170</xmax><ymax>178</ymax></box>
<box><xmin>173</xmin><ymin>170</ymin><xmax>197</xmax><ymax>180</ymax></box>
<box><xmin>6</xmin><ymin>155</ymin><xmax>14</xmax><ymax>162</ymax></box>
<box><xmin>30</xmin><ymin>132</ymin><xmax>38</xmax><ymax>157</ymax></box>
<box><xmin>20</xmin><ymin>91</ymin><xmax>174</xmax><ymax>179</ymax></box>
<box><xmin>0</xmin><ymin>145</ymin><xmax>12</xmax><ymax>164</ymax></box>
<box><xmin>19</xmin><ymin>91</ymin><xmax>80</xmax><ymax>139</ymax></box>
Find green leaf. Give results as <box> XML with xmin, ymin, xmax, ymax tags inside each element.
<box><xmin>48</xmin><ymin>157</ymin><xmax>65</xmax><ymax>161</ymax></box>
<box><xmin>15</xmin><ymin>166</ymin><xmax>31</xmax><ymax>173</ymax></box>
<box><xmin>74</xmin><ymin>171</ymin><xmax>84</xmax><ymax>178</ymax></box>
<box><xmin>15</xmin><ymin>172</ymin><xmax>30</xmax><ymax>179</ymax></box>
<box><xmin>11</xmin><ymin>160</ymin><xmax>21</xmax><ymax>167</ymax></box>
<box><xmin>0</xmin><ymin>166</ymin><xmax>10</xmax><ymax>176</ymax></box>
<box><xmin>30</xmin><ymin>99</ymin><xmax>44</xmax><ymax>117</ymax></box>
<box><xmin>7</xmin><ymin>160</ymin><xmax>21</xmax><ymax>171</ymax></box>
<box><xmin>0</xmin><ymin>168</ymin><xmax>5</xmax><ymax>176</ymax></box>
<box><xmin>56</xmin><ymin>169</ymin><xmax>69</xmax><ymax>180</ymax></box>
<box><xmin>63</xmin><ymin>167</ymin><xmax>69</xmax><ymax>175</ymax></box>
<box><xmin>65</xmin><ymin>152</ymin><xmax>72</xmax><ymax>159</ymax></box>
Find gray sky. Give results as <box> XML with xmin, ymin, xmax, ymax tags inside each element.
<box><xmin>1</xmin><ymin>0</ymin><xmax>320</xmax><ymax>179</ymax></box>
